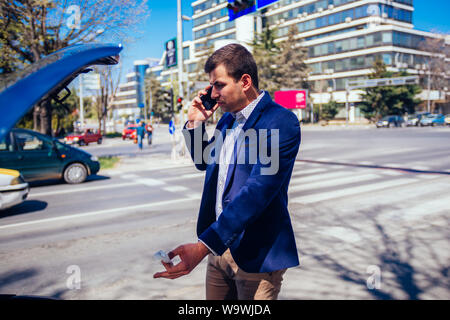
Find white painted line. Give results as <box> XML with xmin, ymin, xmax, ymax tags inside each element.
<box><xmin>379</xmin><ymin>170</ymin><xmax>405</xmax><ymax>176</ymax></box>
<box><xmin>289</xmin><ymin>173</ymin><xmax>380</xmax><ymax>192</ymax></box>
<box><xmin>120</xmin><ymin>173</ymin><xmax>139</xmax><ymax>179</ymax></box>
<box><xmin>135</xmin><ymin>178</ymin><xmax>166</xmax><ymax>186</ymax></box>
<box><xmin>384</xmin><ymin>163</ymin><xmax>404</xmax><ymax>168</ymax></box>
<box><xmin>318</xmin><ymin>226</ymin><xmax>362</xmax><ymax>243</ymax></box>
<box><xmin>381</xmin><ymin>196</ymin><xmax>450</xmax><ymax>221</ymax></box>
<box><xmin>163</xmin><ymin>186</ymin><xmax>189</xmax><ymax>192</ymax></box>
<box><xmin>29</xmin><ymin>182</ymin><xmax>139</xmax><ymax>198</ymax></box>
<box><xmin>291</xmin><ymin>168</ymin><xmax>328</xmax><ymax>177</ymax></box>
<box><xmin>163</xmin><ymin>173</ymin><xmax>205</xmax><ymax>182</ymax></box>
<box><xmin>0</xmin><ymin>195</ymin><xmax>202</xmax><ymax>230</ymax></box>
<box><xmin>410</xmin><ymin>165</ymin><xmax>432</xmax><ymax>171</ymax></box>
<box><xmin>291</xmin><ymin>178</ymin><xmax>415</xmax><ymax>204</ymax></box>
<box><xmin>358</xmin><ymin>161</ymin><xmax>375</xmax><ymax>166</ymax></box>
<box><xmin>290</xmin><ymin>170</ymin><xmax>359</xmax><ymax>185</ymax></box>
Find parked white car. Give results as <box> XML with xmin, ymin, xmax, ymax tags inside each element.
<box><xmin>0</xmin><ymin>168</ymin><xmax>29</xmax><ymax>210</ymax></box>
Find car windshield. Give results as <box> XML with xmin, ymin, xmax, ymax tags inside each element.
<box><xmin>426</xmin><ymin>114</ymin><xmax>437</xmax><ymax>118</ymax></box>
<box><xmin>407</xmin><ymin>115</ymin><xmax>417</xmax><ymax>119</ymax></box>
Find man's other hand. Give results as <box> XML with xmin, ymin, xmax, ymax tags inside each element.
<box><xmin>153</xmin><ymin>242</ymin><xmax>210</xmax><ymax>280</ymax></box>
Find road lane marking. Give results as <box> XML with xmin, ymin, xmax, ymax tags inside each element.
<box><xmin>0</xmin><ymin>195</ymin><xmax>202</xmax><ymax>230</ymax></box>
<box><xmin>291</xmin><ymin>168</ymin><xmax>328</xmax><ymax>177</ymax></box>
<box><xmin>163</xmin><ymin>173</ymin><xmax>205</xmax><ymax>182</ymax></box>
<box><xmin>380</xmin><ymin>196</ymin><xmax>450</xmax><ymax>221</ymax></box>
<box><xmin>289</xmin><ymin>170</ymin><xmax>360</xmax><ymax>185</ymax></box>
<box><xmin>29</xmin><ymin>182</ymin><xmax>139</xmax><ymax>198</ymax></box>
<box><xmin>136</xmin><ymin>178</ymin><xmax>166</xmax><ymax>186</ymax></box>
<box><xmin>291</xmin><ymin>178</ymin><xmax>415</xmax><ymax>204</ymax></box>
<box><xmin>163</xmin><ymin>186</ymin><xmax>189</xmax><ymax>192</ymax></box>
<box><xmin>289</xmin><ymin>173</ymin><xmax>381</xmax><ymax>192</ymax></box>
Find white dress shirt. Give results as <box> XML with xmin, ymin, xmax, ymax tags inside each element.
<box><xmin>215</xmin><ymin>91</ymin><xmax>265</xmax><ymax>220</ymax></box>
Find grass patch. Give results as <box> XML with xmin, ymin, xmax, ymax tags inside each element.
<box><xmin>99</xmin><ymin>156</ymin><xmax>120</xmax><ymax>169</ymax></box>
<box><xmin>105</xmin><ymin>132</ymin><xmax>122</xmax><ymax>138</ymax></box>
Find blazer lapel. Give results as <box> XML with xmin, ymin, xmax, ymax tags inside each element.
<box><xmin>204</xmin><ymin>114</ymin><xmax>235</xmax><ymax>186</ymax></box>
<box><xmin>222</xmin><ymin>92</ymin><xmax>272</xmax><ymax>196</ymax></box>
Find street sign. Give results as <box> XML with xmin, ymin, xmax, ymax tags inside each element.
<box><xmin>274</xmin><ymin>90</ymin><xmax>307</xmax><ymax>109</ymax></box>
<box><xmin>227</xmin><ymin>0</ymin><xmax>256</xmax><ymax>21</ymax></box>
<box><xmin>257</xmin><ymin>0</ymin><xmax>279</xmax><ymax>9</ymax></box>
<box><xmin>165</xmin><ymin>38</ymin><xmax>177</xmax><ymax>68</ymax></box>
<box><xmin>169</xmin><ymin>120</ymin><xmax>175</xmax><ymax>135</ymax></box>
<box><xmin>82</xmin><ymin>73</ymin><xmax>100</xmax><ymax>90</ymax></box>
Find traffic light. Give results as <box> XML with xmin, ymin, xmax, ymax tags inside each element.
<box><xmin>176</xmin><ymin>97</ymin><xmax>183</xmax><ymax>112</ymax></box>
<box><xmin>227</xmin><ymin>0</ymin><xmax>255</xmax><ymax>14</ymax></box>
<box><xmin>163</xmin><ymin>88</ymin><xmax>173</xmax><ymax>114</ymax></box>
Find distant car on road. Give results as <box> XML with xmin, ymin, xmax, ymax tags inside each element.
<box><xmin>0</xmin><ymin>128</ymin><xmax>100</xmax><ymax>184</ymax></box>
<box><xmin>419</xmin><ymin>114</ymin><xmax>446</xmax><ymax>127</ymax></box>
<box><xmin>0</xmin><ymin>168</ymin><xmax>29</xmax><ymax>210</ymax></box>
<box><xmin>405</xmin><ymin>112</ymin><xmax>430</xmax><ymax>127</ymax></box>
<box><xmin>64</xmin><ymin>129</ymin><xmax>102</xmax><ymax>146</ymax></box>
<box><xmin>122</xmin><ymin>124</ymin><xmax>138</xmax><ymax>140</ymax></box>
<box><xmin>376</xmin><ymin>115</ymin><xmax>405</xmax><ymax>128</ymax></box>
<box><xmin>444</xmin><ymin>114</ymin><xmax>450</xmax><ymax>126</ymax></box>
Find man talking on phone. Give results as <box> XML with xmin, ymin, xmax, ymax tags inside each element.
<box><xmin>153</xmin><ymin>43</ymin><xmax>301</xmax><ymax>300</ymax></box>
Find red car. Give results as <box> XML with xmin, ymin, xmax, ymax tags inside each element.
<box><xmin>122</xmin><ymin>124</ymin><xmax>138</xmax><ymax>140</ymax></box>
<box><xmin>64</xmin><ymin>129</ymin><xmax>102</xmax><ymax>146</ymax></box>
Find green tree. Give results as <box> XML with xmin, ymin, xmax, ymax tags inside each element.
<box><xmin>252</xmin><ymin>25</ymin><xmax>310</xmax><ymax>96</ymax></box>
<box><xmin>251</xmin><ymin>25</ymin><xmax>280</xmax><ymax>95</ymax></box>
<box><xmin>321</xmin><ymin>100</ymin><xmax>340</xmax><ymax>122</ymax></box>
<box><xmin>359</xmin><ymin>59</ymin><xmax>422</xmax><ymax>121</ymax></box>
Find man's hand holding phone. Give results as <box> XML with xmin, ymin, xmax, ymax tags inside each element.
<box><xmin>186</xmin><ymin>85</ymin><xmax>219</xmax><ymax>129</ymax></box>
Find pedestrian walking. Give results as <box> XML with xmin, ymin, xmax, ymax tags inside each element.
<box><xmin>146</xmin><ymin>122</ymin><xmax>153</xmax><ymax>145</ymax></box>
<box><xmin>154</xmin><ymin>44</ymin><xmax>301</xmax><ymax>300</ymax></box>
<box><xmin>136</xmin><ymin>122</ymin><xmax>146</xmax><ymax>150</ymax></box>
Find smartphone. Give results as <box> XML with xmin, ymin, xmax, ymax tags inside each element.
<box><xmin>200</xmin><ymin>86</ymin><xmax>217</xmax><ymax>110</ymax></box>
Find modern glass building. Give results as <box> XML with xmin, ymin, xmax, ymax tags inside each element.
<box><xmin>185</xmin><ymin>0</ymin><xmax>449</xmax><ymax>120</ymax></box>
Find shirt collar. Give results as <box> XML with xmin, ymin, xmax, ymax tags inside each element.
<box><xmin>231</xmin><ymin>91</ymin><xmax>265</xmax><ymax>124</ymax></box>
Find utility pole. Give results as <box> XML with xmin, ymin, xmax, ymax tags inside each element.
<box><xmin>79</xmin><ymin>75</ymin><xmax>84</xmax><ymax>129</ymax></box>
<box><xmin>177</xmin><ymin>0</ymin><xmax>184</xmax><ymax>105</ymax></box>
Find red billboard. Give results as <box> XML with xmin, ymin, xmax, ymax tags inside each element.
<box><xmin>274</xmin><ymin>90</ymin><xmax>307</xmax><ymax>109</ymax></box>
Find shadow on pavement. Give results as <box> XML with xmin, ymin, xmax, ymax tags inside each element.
<box><xmin>293</xmin><ymin>203</ymin><xmax>449</xmax><ymax>299</ymax></box>
<box><xmin>0</xmin><ymin>200</ymin><xmax>48</xmax><ymax>219</ymax></box>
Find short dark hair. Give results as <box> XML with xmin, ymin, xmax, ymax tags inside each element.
<box><xmin>204</xmin><ymin>43</ymin><xmax>259</xmax><ymax>90</ymax></box>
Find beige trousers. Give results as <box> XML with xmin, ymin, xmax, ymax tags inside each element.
<box><xmin>205</xmin><ymin>249</ymin><xmax>286</xmax><ymax>300</ymax></box>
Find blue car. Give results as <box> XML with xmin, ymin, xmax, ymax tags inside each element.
<box><xmin>0</xmin><ymin>43</ymin><xmax>123</xmax><ymax>183</ymax></box>
<box><xmin>419</xmin><ymin>114</ymin><xmax>446</xmax><ymax>127</ymax></box>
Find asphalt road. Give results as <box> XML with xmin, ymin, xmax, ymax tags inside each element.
<box><xmin>0</xmin><ymin>125</ymin><xmax>449</xmax><ymax>300</ymax></box>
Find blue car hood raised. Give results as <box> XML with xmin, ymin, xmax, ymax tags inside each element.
<box><xmin>0</xmin><ymin>43</ymin><xmax>123</xmax><ymax>140</ymax></box>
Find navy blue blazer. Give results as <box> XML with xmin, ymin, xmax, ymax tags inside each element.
<box><xmin>182</xmin><ymin>92</ymin><xmax>301</xmax><ymax>273</ymax></box>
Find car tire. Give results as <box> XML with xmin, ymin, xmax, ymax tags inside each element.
<box><xmin>63</xmin><ymin>163</ymin><xmax>88</xmax><ymax>184</ymax></box>
<box><xmin>78</xmin><ymin>140</ymin><xmax>86</xmax><ymax>146</ymax></box>
<box><xmin>97</xmin><ymin>138</ymin><xmax>102</xmax><ymax>144</ymax></box>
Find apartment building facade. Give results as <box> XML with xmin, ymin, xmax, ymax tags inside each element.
<box><xmin>185</xmin><ymin>0</ymin><xmax>448</xmax><ymax>119</ymax></box>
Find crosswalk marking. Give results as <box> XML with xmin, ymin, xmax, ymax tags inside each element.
<box><xmin>289</xmin><ymin>173</ymin><xmax>382</xmax><ymax>192</ymax></box>
<box><xmin>136</xmin><ymin>178</ymin><xmax>166</xmax><ymax>186</ymax></box>
<box><xmin>380</xmin><ymin>196</ymin><xmax>450</xmax><ymax>222</ymax></box>
<box><xmin>291</xmin><ymin>178</ymin><xmax>415</xmax><ymax>204</ymax></box>
<box><xmin>291</xmin><ymin>168</ymin><xmax>327</xmax><ymax>177</ymax></box>
<box><xmin>163</xmin><ymin>186</ymin><xmax>189</xmax><ymax>192</ymax></box>
<box><xmin>289</xmin><ymin>170</ymin><xmax>361</xmax><ymax>185</ymax></box>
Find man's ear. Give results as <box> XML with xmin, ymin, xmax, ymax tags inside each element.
<box><xmin>240</xmin><ymin>74</ymin><xmax>253</xmax><ymax>92</ymax></box>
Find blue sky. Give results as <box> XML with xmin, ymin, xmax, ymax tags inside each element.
<box><xmin>119</xmin><ymin>0</ymin><xmax>450</xmax><ymax>76</ymax></box>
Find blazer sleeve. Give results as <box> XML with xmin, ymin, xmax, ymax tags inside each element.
<box><xmin>198</xmin><ymin>117</ymin><xmax>301</xmax><ymax>255</ymax></box>
<box><xmin>182</xmin><ymin>121</ymin><xmax>209</xmax><ymax>171</ymax></box>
